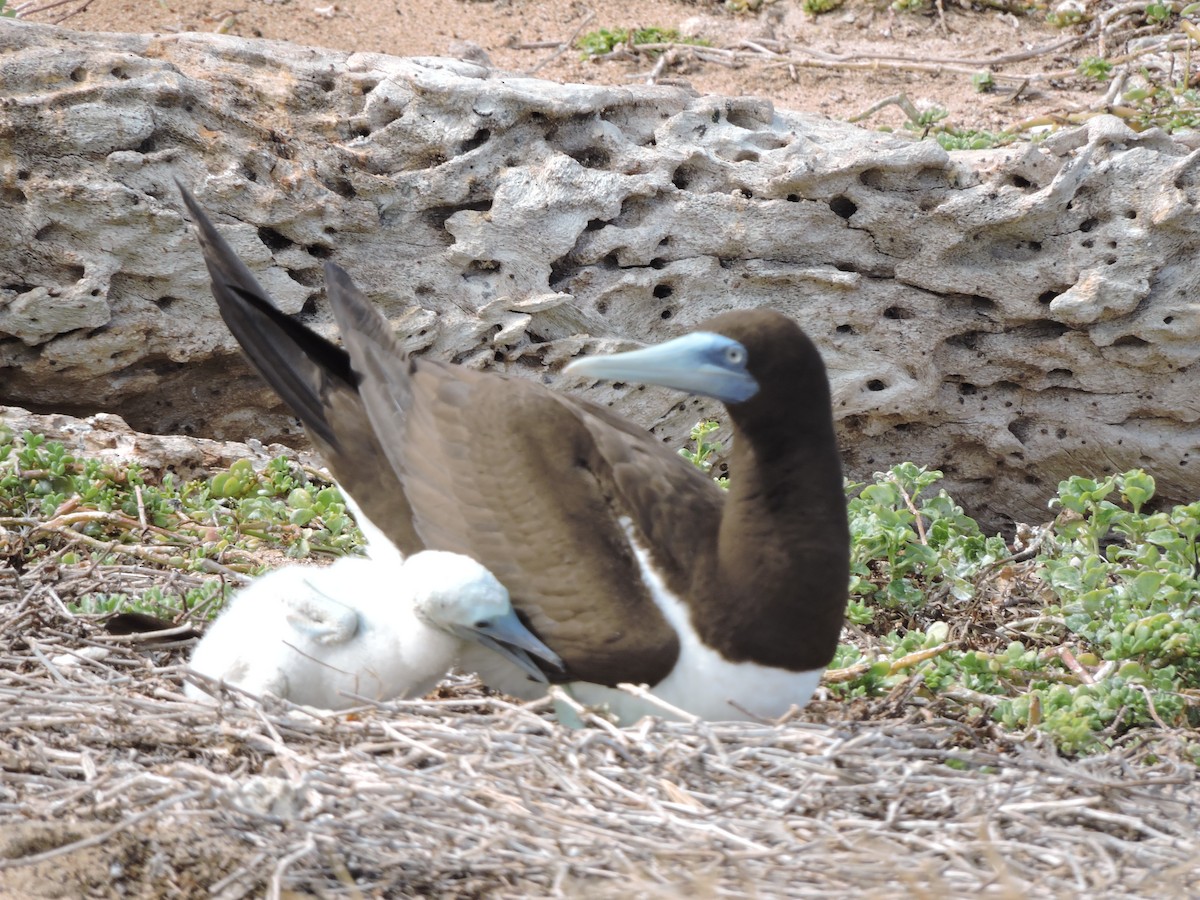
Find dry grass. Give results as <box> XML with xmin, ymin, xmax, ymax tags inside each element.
<box><xmin>1</xmin><ymin>562</ymin><xmax>1198</xmax><ymax>898</ymax></box>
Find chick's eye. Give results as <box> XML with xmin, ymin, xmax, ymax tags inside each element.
<box><xmin>725</xmin><ymin>346</ymin><xmax>745</xmax><ymax>366</ymax></box>
<box><xmin>474</xmin><ymin>620</ymin><xmax>490</xmax><ymax>630</ymax></box>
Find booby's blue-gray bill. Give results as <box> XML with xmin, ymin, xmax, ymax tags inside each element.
<box><xmin>564</xmin><ymin>332</ymin><xmax>759</xmax><ymax>405</ymax></box>
<box><xmin>180</xmin><ymin>185</ymin><xmax>850</xmax><ymax>725</ymax></box>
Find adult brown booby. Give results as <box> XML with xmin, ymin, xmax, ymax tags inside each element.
<box><xmin>180</xmin><ymin>187</ymin><xmax>850</xmax><ymax>724</ymax></box>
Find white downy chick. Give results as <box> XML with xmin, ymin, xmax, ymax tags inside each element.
<box><xmin>185</xmin><ymin>550</ymin><xmax>561</xmax><ymax>709</ymax></box>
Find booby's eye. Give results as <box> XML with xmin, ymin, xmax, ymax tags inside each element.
<box><xmin>725</xmin><ymin>346</ymin><xmax>746</xmax><ymax>366</ymax></box>
<box><xmin>474</xmin><ymin>620</ymin><xmax>490</xmax><ymax>630</ymax></box>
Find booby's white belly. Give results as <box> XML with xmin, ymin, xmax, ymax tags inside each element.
<box><xmin>567</xmin><ymin>519</ymin><xmax>823</xmax><ymax>724</ymax></box>
<box><xmin>458</xmin><ymin>520</ymin><xmax>824</xmax><ymax>725</ymax></box>
<box><xmin>571</xmin><ymin>659</ymin><xmax>821</xmax><ymax>724</ymax></box>
<box><xmin>456</xmin><ymin>645</ymin><xmax>820</xmax><ymax>724</ymax></box>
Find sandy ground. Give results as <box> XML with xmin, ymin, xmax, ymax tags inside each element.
<box><xmin>35</xmin><ymin>0</ymin><xmax>1108</xmax><ymax>134</ymax></box>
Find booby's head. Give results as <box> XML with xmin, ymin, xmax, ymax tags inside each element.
<box><xmin>564</xmin><ymin>310</ymin><xmax>831</xmax><ymax>417</ymax></box>
<box><xmin>403</xmin><ymin>550</ymin><xmax>564</xmax><ymax>683</ymax></box>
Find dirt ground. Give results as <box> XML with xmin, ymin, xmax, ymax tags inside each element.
<box><xmin>38</xmin><ymin>0</ymin><xmax>1115</xmax><ymax>135</ymax></box>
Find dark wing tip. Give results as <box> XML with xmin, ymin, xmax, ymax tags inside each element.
<box><xmin>176</xmin><ymin>183</ymin><xmax>358</xmax><ymax>448</ymax></box>
<box><xmin>176</xmin><ymin>182</ymin><xmax>265</xmax><ymax>297</ymax></box>
<box><xmin>177</xmin><ymin>182</ymin><xmax>220</xmax><ymax>249</ymax></box>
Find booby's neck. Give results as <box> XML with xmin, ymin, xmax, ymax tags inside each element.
<box><xmin>698</xmin><ymin>399</ymin><xmax>850</xmax><ymax>672</ymax></box>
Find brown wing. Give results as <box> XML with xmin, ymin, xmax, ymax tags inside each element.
<box><xmin>325</xmin><ymin>264</ymin><xmax>683</xmax><ymax>686</ymax></box>
<box><xmin>574</xmin><ymin>405</ymin><xmax>726</xmax><ymax>592</ymax></box>
<box><xmin>181</xmin><ymin>188</ymin><xmax>423</xmax><ymax>553</ymax></box>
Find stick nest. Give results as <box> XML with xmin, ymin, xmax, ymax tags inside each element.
<box><xmin>0</xmin><ymin>562</ymin><xmax>1196</xmax><ymax>898</ymax></box>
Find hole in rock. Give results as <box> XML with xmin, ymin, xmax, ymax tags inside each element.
<box><xmin>1007</xmin><ymin>417</ymin><xmax>1032</xmax><ymax>444</ymax></box>
<box><xmin>858</xmin><ymin>169</ymin><xmax>885</xmax><ymax>189</ymax></box>
<box><xmin>1038</xmin><ymin>289</ymin><xmax>1061</xmax><ymax>305</ymax></box>
<box><xmin>258</xmin><ymin>227</ymin><xmax>293</xmax><ymax>252</ymax></box>
<box><xmin>725</xmin><ymin>107</ymin><xmax>764</xmax><ymax>130</ymax></box>
<box><xmin>829</xmin><ymin>196</ymin><xmax>856</xmax><ymax>219</ymax></box>
<box><xmin>424</xmin><ymin>199</ymin><xmax>494</xmax><ymax>233</ymax></box>
<box><xmin>460</xmin><ymin>128</ymin><xmax>491</xmax><ymax>154</ymax></box>
<box><xmin>947</xmin><ymin>332</ymin><xmax>982</xmax><ymax>351</ymax></box>
<box><xmin>1024</xmin><ymin>320</ymin><xmax>1068</xmax><ymax>340</ymax></box>
<box><xmin>326</xmin><ymin>177</ymin><xmax>356</xmax><ymax>199</ymax></box>
<box><xmin>569</xmin><ymin>147</ymin><xmax>611</xmax><ymax>169</ymax></box>
<box><xmin>286</xmin><ymin>267</ymin><xmax>321</xmax><ymax>288</ymax></box>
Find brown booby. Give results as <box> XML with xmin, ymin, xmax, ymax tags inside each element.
<box><xmin>180</xmin><ymin>187</ymin><xmax>850</xmax><ymax>724</ymax></box>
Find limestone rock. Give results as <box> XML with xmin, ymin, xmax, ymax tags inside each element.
<box><xmin>0</xmin><ymin>405</ymin><xmax>303</xmax><ymax>480</ymax></box>
<box><xmin>1</xmin><ymin>21</ymin><xmax>1198</xmax><ymax>531</ymax></box>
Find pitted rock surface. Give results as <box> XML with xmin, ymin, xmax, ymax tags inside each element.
<box><xmin>2</xmin><ymin>21</ymin><xmax>1198</xmax><ymax>530</ymax></box>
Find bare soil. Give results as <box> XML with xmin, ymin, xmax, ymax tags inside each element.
<box><xmin>45</xmin><ymin>0</ymin><xmax>1115</xmax><ymax>135</ymax></box>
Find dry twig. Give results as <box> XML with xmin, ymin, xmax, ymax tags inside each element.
<box><xmin>1</xmin><ymin>565</ymin><xmax>1197</xmax><ymax>896</ymax></box>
